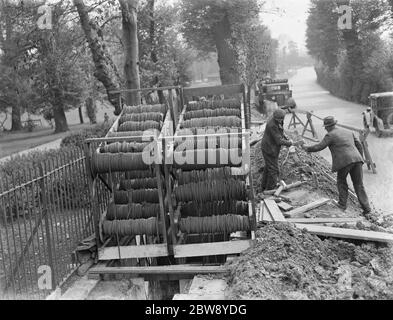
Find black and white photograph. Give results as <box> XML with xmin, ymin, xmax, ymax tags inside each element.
<box><xmin>0</xmin><ymin>0</ymin><xmax>393</xmax><ymax>305</ymax></box>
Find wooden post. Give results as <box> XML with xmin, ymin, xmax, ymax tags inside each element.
<box><xmin>168</xmin><ymin>90</ymin><xmax>178</xmax><ymax>132</ymax></box>
<box><xmin>359</xmin><ymin>131</ymin><xmax>377</xmax><ymax>174</ymax></box>
<box><xmin>288</xmin><ymin>110</ymin><xmax>305</xmax><ymax>129</ymax></box>
<box><xmin>83</xmin><ymin>143</ymin><xmax>100</xmax><ymax>262</ymax></box>
<box><xmin>164</xmin><ymin>165</ymin><xmax>177</xmax><ymax>246</ymax></box>
<box><xmin>154</xmin><ymin>164</ymin><xmax>169</xmax><ymax>250</ymax></box>
<box><xmin>301</xmin><ymin>112</ymin><xmax>318</xmax><ymax>140</ymax></box>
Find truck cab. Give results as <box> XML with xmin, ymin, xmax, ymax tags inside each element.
<box><xmin>257</xmin><ymin>79</ymin><xmax>296</xmax><ymax>113</ymax></box>
<box><xmin>369</xmin><ymin>92</ymin><xmax>393</xmax><ymax>128</ymax></box>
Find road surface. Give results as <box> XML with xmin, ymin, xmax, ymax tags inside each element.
<box><xmin>287</xmin><ymin>67</ymin><xmax>393</xmax><ymax>215</ymax></box>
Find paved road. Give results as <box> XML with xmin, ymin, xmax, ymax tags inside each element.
<box><xmin>287</xmin><ymin>67</ymin><xmax>393</xmax><ymax>215</ymax></box>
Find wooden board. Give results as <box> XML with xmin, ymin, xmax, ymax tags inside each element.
<box><xmin>173</xmin><ymin>240</ymin><xmax>252</xmax><ymax>258</ymax></box>
<box><xmin>188</xmin><ymin>276</ymin><xmax>227</xmax><ymax>297</ymax></box>
<box><xmin>98</xmin><ymin>243</ymin><xmax>168</xmax><ymax>261</ymax></box>
<box><xmin>286</xmin><ymin>217</ymin><xmax>362</xmax><ymax>224</ymax></box>
<box><xmin>264</xmin><ymin>199</ymin><xmax>286</xmax><ymax>222</ymax></box>
<box><xmin>295</xmin><ymin>223</ymin><xmax>393</xmax><ymax>243</ymax></box>
<box><xmin>284</xmin><ymin>198</ymin><xmax>330</xmax><ymax>218</ymax></box>
<box><xmin>60</xmin><ymin>279</ymin><xmax>99</xmax><ymax>300</ymax></box>
<box><xmin>179</xmin><ymin>279</ymin><xmax>192</xmax><ymax>294</ymax></box>
<box><xmin>277</xmin><ymin>201</ymin><xmax>294</xmax><ymax>212</ymax></box>
<box><xmin>89</xmin><ymin>265</ymin><xmax>228</xmax><ymax>275</ymax></box>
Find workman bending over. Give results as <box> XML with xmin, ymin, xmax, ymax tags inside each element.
<box><xmin>302</xmin><ymin>116</ymin><xmax>372</xmax><ymax>217</ymax></box>
<box><xmin>261</xmin><ymin>109</ymin><xmax>293</xmax><ymax>191</ymax></box>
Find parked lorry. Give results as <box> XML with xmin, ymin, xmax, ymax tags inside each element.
<box><xmin>368</xmin><ymin>92</ymin><xmax>393</xmax><ymax>137</ymax></box>
<box><xmin>256</xmin><ymin>78</ymin><xmax>296</xmax><ymax>114</ymax></box>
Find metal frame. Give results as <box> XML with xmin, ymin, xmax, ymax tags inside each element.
<box><xmin>84</xmin><ymin>86</ymin><xmax>182</xmax><ymax>262</ymax></box>
<box><xmin>162</xmin><ymin>84</ymin><xmax>257</xmax><ymax>259</ymax></box>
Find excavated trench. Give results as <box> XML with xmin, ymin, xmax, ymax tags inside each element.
<box><xmin>223</xmin><ymin>107</ymin><xmax>393</xmax><ymax>300</ymax></box>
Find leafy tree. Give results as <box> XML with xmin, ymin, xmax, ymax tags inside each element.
<box><xmin>306</xmin><ymin>0</ymin><xmax>341</xmax><ymax>70</ymax></box>
<box><xmin>138</xmin><ymin>1</ymin><xmax>194</xmax><ymax>92</ymax></box>
<box><xmin>180</xmin><ymin>0</ymin><xmax>260</xmax><ymax>85</ymax></box>
<box><xmin>234</xmin><ymin>23</ymin><xmax>277</xmax><ymax>104</ymax></box>
<box><xmin>0</xmin><ymin>0</ymin><xmax>38</xmax><ymax>131</ymax></box>
<box><xmin>306</xmin><ymin>0</ymin><xmax>392</xmax><ymax>103</ymax></box>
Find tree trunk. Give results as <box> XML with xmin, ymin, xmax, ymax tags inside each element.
<box><xmin>247</xmin><ymin>84</ymin><xmax>251</xmax><ymax>108</ymax></box>
<box><xmin>148</xmin><ymin>0</ymin><xmax>164</xmax><ymax>104</ymax></box>
<box><xmin>213</xmin><ymin>14</ymin><xmax>240</xmax><ymax>85</ymax></box>
<box><xmin>78</xmin><ymin>106</ymin><xmax>84</xmax><ymax>124</ymax></box>
<box><xmin>119</xmin><ymin>0</ymin><xmax>141</xmax><ymax>106</ymax></box>
<box><xmin>53</xmin><ymin>98</ymin><xmax>69</xmax><ymax>133</ymax></box>
<box><xmin>11</xmin><ymin>105</ymin><xmax>22</xmax><ymax>131</ymax></box>
<box><xmin>85</xmin><ymin>97</ymin><xmax>97</xmax><ymax>124</ymax></box>
<box><xmin>74</xmin><ymin>0</ymin><xmax>123</xmax><ymax>115</ymax></box>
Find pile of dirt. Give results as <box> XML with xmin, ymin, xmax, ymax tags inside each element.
<box><xmin>226</xmin><ymin>223</ymin><xmax>393</xmax><ymax>300</ymax></box>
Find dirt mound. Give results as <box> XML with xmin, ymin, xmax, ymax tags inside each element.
<box><xmin>226</xmin><ymin>223</ymin><xmax>393</xmax><ymax>300</ymax></box>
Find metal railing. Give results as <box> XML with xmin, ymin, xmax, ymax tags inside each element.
<box><xmin>0</xmin><ymin>147</ymin><xmax>110</xmax><ymax>299</ymax></box>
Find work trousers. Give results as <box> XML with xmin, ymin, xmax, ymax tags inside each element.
<box><xmin>337</xmin><ymin>162</ymin><xmax>371</xmax><ymax>214</ymax></box>
<box><xmin>261</xmin><ymin>150</ymin><xmax>279</xmax><ymax>192</ymax></box>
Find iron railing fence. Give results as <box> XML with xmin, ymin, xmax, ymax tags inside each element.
<box><xmin>0</xmin><ymin>147</ymin><xmax>111</xmax><ymax>299</ymax></box>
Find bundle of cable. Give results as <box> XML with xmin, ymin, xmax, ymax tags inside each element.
<box><xmin>179</xmin><ymin>215</ymin><xmax>250</xmax><ymax>234</ymax></box>
<box><xmin>92</xmin><ymin>153</ymin><xmax>148</xmax><ymax>173</ymax></box>
<box><xmin>106</xmin><ymin>202</ymin><xmax>159</xmax><ymax>220</ymax></box>
<box><xmin>114</xmin><ymin>189</ymin><xmax>160</xmax><ymax>204</ymax></box>
<box><xmin>102</xmin><ymin>217</ymin><xmax>158</xmax><ymax>237</ymax></box>
<box><xmin>119</xmin><ymin>178</ymin><xmax>157</xmax><ymax>190</ymax></box>
<box><xmin>123</xmin><ymin>104</ymin><xmax>167</xmax><ymax>115</ymax></box>
<box><xmin>119</xmin><ymin>112</ymin><xmax>163</xmax><ymax>125</ymax></box>
<box><xmin>177</xmin><ymin>167</ymin><xmax>234</xmax><ymax>185</ymax></box>
<box><xmin>118</xmin><ymin>120</ymin><xmax>161</xmax><ymax>132</ymax></box>
<box><xmin>171</xmin><ymin>148</ymin><xmax>242</xmax><ymax>169</ymax></box>
<box><xmin>124</xmin><ymin>170</ymin><xmax>155</xmax><ymax>179</ymax></box>
<box><xmin>182</xmin><ymin>116</ymin><xmax>241</xmax><ymax>129</ymax></box>
<box><xmin>107</xmin><ymin>131</ymin><xmax>145</xmax><ymax>138</ymax></box>
<box><xmin>100</xmin><ymin>141</ymin><xmax>149</xmax><ymax>153</ymax></box>
<box><xmin>183</xmin><ymin>108</ymin><xmax>241</xmax><ymax>120</ymax></box>
<box><xmin>187</xmin><ymin>99</ymin><xmax>241</xmax><ymax>112</ymax></box>
<box><xmin>174</xmin><ymin>179</ymin><xmax>247</xmax><ymax>202</ymax></box>
<box><xmin>176</xmin><ymin>127</ymin><xmax>241</xmax><ymax>137</ymax></box>
<box><xmin>173</xmin><ymin>135</ymin><xmax>242</xmax><ymax>150</ymax></box>
<box><xmin>180</xmin><ymin>201</ymin><xmax>249</xmax><ymax>217</ymax></box>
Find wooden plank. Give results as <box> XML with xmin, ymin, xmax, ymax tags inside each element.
<box><xmin>295</xmin><ymin>223</ymin><xmax>393</xmax><ymax>243</ymax></box>
<box><xmin>98</xmin><ymin>243</ymin><xmax>168</xmax><ymax>260</ymax></box>
<box><xmin>183</xmin><ymin>84</ymin><xmax>242</xmax><ymax>99</ymax></box>
<box><xmin>277</xmin><ymin>201</ymin><xmax>293</xmax><ymax>212</ymax></box>
<box><xmin>89</xmin><ymin>265</ymin><xmax>228</xmax><ymax>275</ymax></box>
<box><xmin>264</xmin><ymin>199</ymin><xmax>286</xmax><ymax>222</ymax></box>
<box><xmin>179</xmin><ymin>279</ymin><xmax>192</xmax><ymax>294</ymax></box>
<box><xmin>287</xmin><ymin>217</ymin><xmax>362</xmax><ymax>224</ymax></box>
<box><xmin>188</xmin><ymin>276</ymin><xmax>227</xmax><ymax>297</ymax></box>
<box><xmin>60</xmin><ymin>279</ymin><xmax>99</xmax><ymax>300</ymax></box>
<box><xmin>173</xmin><ymin>240</ymin><xmax>252</xmax><ymax>258</ymax></box>
<box><xmin>284</xmin><ymin>198</ymin><xmax>330</xmax><ymax>218</ymax></box>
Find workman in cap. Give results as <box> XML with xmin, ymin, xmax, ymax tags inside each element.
<box><xmin>261</xmin><ymin>108</ymin><xmax>293</xmax><ymax>191</ymax></box>
<box><xmin>302</xmin><ymin>116</ymin><xmax>372</xmax><ymax>217</ymax></box>
<box><xmin>362</xmin><ymin>107</ymin><xmax>374</xmax><ymax>133</ymax></box>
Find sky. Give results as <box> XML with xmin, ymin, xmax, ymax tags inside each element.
<box><xmin>260</xmin><ymin>0</ymin><xmax>311</xmax><ymax>53</ymax></box>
